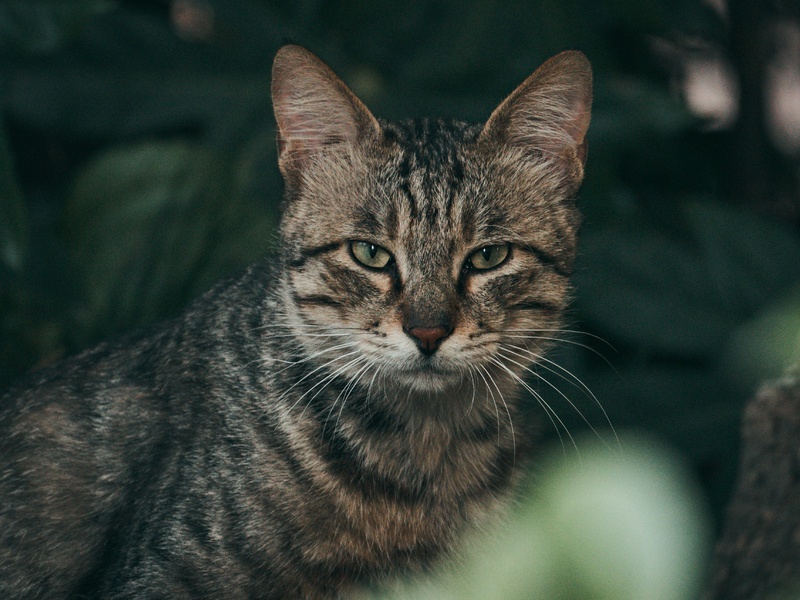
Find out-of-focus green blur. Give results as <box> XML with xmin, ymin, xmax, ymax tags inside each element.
<box><xmin>365</xmin><ymin>434</ymin><xmax>711</xmax><ymax>600</ymax></box>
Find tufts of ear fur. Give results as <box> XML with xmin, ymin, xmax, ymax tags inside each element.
<box><xmin>480</xmin><ymin>50</ymin><xmax>593</xmax><ymax>184</ymax></box>
<box><xmin>271</xmin><ymin>44</ymin><xmax>381</xmax><ymax>182</ymax></box>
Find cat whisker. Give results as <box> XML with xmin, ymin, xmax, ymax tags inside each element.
<box><xmin>260</xmin><ymin>331</ymin><xmax>358</xmax><ymax>341</ymax></box>
<box><xmin>245</xmin><ymin>335</ymin><xmax>357</xmax><ymax>373</ymax></box>
<box><xmin>322</xmin><ymin>356</ymin><xmax>372</xmax><ymax>436</ymax></box>
<box><xmin>458</xmin><ymin>366</ymin><xmax>477</xmax><ymax>422</ymax></box>
<box><xmin>335</xmin><ymin>358</ymin><xmax>376</xmax><ymax>431</ymax></box>
<box><xmin>487</xmin><ymin>354</ymin><xmax>579</xmax><ymax>460</ymax></box>
<box><xmin>269</xmin><ymin>341</ymin><xmax>361</xmax><ymax>374</ymax></box>
<box><xmin>506</xmin><ymin>341</ymin><xmax>600</xmax><ymax>401</ymax></box>
<box><xmin>252</xmin><ymin>320</ymin><xmax>359</xmax><ymax>332</ymax></box>
<box><xmin>478</xmin><ymin>365</ymin><xmax>517</xmax><ymax>466</ymax></box>
<box><xmin>293</xmin><ymin>354</ymin><xmax>367</xmax><ymax>418</ymax></box>
<box><xmin>281</xmin><ymin>348</ymin><xmax>362</xmax><ymax>409</ymax></box>
<box><xmin>498</xmin><ymin>328</ymin><xmax>618</xmax><ymax>366</ymax></box>
<box><xmin>471</xmin><ymin>365</ymin><xmax>498</xmax><ymax>440</ymax></box>
<box><xmin>504</xmin><ymin>343</ymin><xmax>619</xmax><ymax>447</ymax></box>
<box><xmin>365</xmin><ymin>361</ymin><xmax>386</xmax><ymax>403</ymax></box>
<box><xmin>481</xmin><ymin>362</ymin><xmax>516</xmax><ymax>466</ymax></box>
<box><xmin>506</xmin><ymin>327</ymin><xmax>612</xmax><ymax>340</ymax></box>
<box><xmin>496</xmin><ymin>346</ymin><xmax>612</xmax><ymax>451</ymax></box>
<box><xmin>268</xmin><ymin>338</ymin><xmax>357</xmax><ymax>366</ymax></box>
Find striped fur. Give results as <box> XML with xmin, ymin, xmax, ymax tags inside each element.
<box><xmin>0</xmin><ymin>45</ymin><xmax>591</xmax><ymax>598</ymax></box>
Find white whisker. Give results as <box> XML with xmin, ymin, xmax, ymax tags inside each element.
<box><xmin>322</xmin><ymin>356</ymin><xmax>371</xmax><ymax>435</ymax></box>
<box><xmin>270</xmin><ymin>341</ymin><xmax>361</xmax><ymax>374</ymax></box>
<box><xmin>282</xmin><ymin>349</ymin><xmax>361</xmax><ymax>409</ymax></box>
<box><xmin>498</xmin><ymin>328</ymin><xmax>617</xmax><ymax>367</ymax></box>
<box><xmin>504</xmin><ymin>343</ymin><xmax>619</xmax><ymax>447</ymax></box>
<box><xmin>488</xmin><ymin>354</ymin><xmax>579</xmax><ymax>460</ymax></box>
<box><xmin>496</xmin><ymin>347</ymin><xmax>611</xmax><ymax>451</ymax></box>
<box><xmin>294</xmin><ymin>354</ymin><xmax>366</xmax><ymax>417</ymax></box>
<box><xmin>461</xmin><ymin>365</ymin><xmax>478</xmax><ymax>422</ymax></box>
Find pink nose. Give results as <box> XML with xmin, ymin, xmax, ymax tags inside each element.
<box><xmin>406</xmin><ymin>326</ymin><xmax>451</xmax><ymax>355</ymax></box>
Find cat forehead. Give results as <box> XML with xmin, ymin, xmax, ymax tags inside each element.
<box><xmin>361</xmin><ymin>118</ymin><xmax>511</xmax><ymax>235</ymax></box>
<box><xmin>380</xmin><ymin>118</ymin><xmax>482</xmax><ymax>158</ymax></box>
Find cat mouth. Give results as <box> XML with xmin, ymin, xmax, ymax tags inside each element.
<box><xmin>391</xmin><ymin>356</ymin><xmax>463</xmax><ymax>389</ymax></box>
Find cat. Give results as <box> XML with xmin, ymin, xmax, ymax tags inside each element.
<box><xmin>0</xmin><ymin>44</ymin><xmax>591</xmax><ymax>599</ymax></box>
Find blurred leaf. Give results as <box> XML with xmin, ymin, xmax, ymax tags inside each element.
<box><xmin>579</xmin><ymin>362</ymin><xmax>742</xmax><ymax>455</ymax></box>
<box><xmin>0</xmin><ymin>1</ymin><xmax>114</xmax><ymax>55</ymax></box>
<box><xmin>722</xmin><ymin>286</ymin><xmax>800</xmax><ymax>389</ymax></box>
<box><xmin>0</xmin><ymin>267</ymin><xmax>70</xmax><ymax>386</ymax></box>
<box><xmin>0</xmin><ymin>119</ymin><xmax>27</xmax><ymax>272</ymax></box>
<box><xmin>683</xmin><ymin>202</ymin><xmax>800</xmax><ymax>319</ymax></box>
<box><xmin>576</xmin><ymin>203</ymin><xmax>800</xmax><ymax>357</ymax></box>
<box><xmin>591</xmin><ymin>77</ymin><xmax>693</xmax><ymax>150</ymax></box>
<box><xmin>6</xmin><ymin>65</ymin><xmax>273</xmax><ymax>146</ymax></box>
<box><xmin>576</xmin><ymin>224</ymin><xmax>732</xmax><ymax>357</ymax></box>
<box><xmin>3</xmin><ymin>3</ymin><xmax>280</xmax><ymax>145</ymax></box>
<box><xmin>607</xmin><ymin>0</ymin><xmax>721</xmax><ymax>36</ymax></box>
<box><xmin>540</xmin><ymin>435</ymin><xmax>711</xmax><ymax>600</ymax></box>
<box><xmin>366</xmin><ymin>434</ymin><xmax>711</xmax><ymax>600</ymax></box>
<box><xmin>63</xmin><ymin>139</ymin><xmax>276</xmax><ymax>341</ymax></box>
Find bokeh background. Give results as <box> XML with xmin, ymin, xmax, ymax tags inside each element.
<box><xmin>1</xmin><ymin>0</ymin><xmax>800</xmax><ymax>595</ymax></box>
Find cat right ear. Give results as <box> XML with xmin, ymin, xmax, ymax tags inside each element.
<box><xmin>479</xmin><ymin>51</ymin><xmax>592</xmax><ymax>184</ymax></box>
<box><xmin>271</xmin><ymin>45</ymin><xmax>380</xmax><ymax>179</ymax></box>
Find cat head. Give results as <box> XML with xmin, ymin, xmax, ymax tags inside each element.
<box><xmin>271</xmin><ymin>44</ymin><xmax>591</xmax><ymax>398</ymax></box>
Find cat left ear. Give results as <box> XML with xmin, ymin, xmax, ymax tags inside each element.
<box><xmin>271</xmin><ymin>44</ymin><xmax>381</xmax><ymax>178</ymax></box>
<box><xmin>480</xmin><ymin>51</ymin><xmax>592</xmax><ymax>181</ymax></box>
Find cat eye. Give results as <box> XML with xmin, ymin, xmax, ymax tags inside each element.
<box><xmin>466</xmin><ymin>244</ymin><xmax>511</xmax><ymax>271</ymax></box>
<box><xmin>350</xmin><ymin>241</ymin><xmax>392</xmax><ymax>270</ymax></box>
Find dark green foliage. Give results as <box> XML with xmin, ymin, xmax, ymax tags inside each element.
<box><xmin>1</xmin><ymin>0</ymin><xmax>799</xmax><ymax>532</ymax></box>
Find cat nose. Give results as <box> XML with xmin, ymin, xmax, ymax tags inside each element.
<box><xmin>405</xmin><ymin>326</ymin><xmax>452</xmax><ymax>355</ymax></box>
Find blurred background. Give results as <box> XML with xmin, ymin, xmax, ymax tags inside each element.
<box><xmin>1</xmin><ymin>0</ymin><xmax>800</xmax><ymax>592</ymax></box>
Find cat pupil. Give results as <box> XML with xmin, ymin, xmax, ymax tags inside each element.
<box><xmin>369</xmin><ymin>244</ymin><xmax>378</xmax><ymax>259</ymax></box>
<box><xmin>482</xmin><ymin>247</ymin><xmax>493</xmax><ymax>261</ymax></box>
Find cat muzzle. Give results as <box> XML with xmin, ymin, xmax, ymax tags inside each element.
<box><xmin>404</xmin><ymin>326</ymin><xmax>453</xmax><ymax>355</ymax></box>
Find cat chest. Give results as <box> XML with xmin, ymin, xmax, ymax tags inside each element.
<box><xmin>301</xmin><ymin>486</ymin><xmax>474</xmax><ymax>572</ymax></box>
<box><xmin>299</xmin><ymin>443</ymin><xmax>507</xmax><ymax>572</ymax></box>
<box><xmin>273</xmin><ymin>406</ymin><xmax>515</xmax><ymax>573</ymax></box>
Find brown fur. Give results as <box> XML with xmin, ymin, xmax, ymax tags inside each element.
<box><xmin>0</xmin><ymin>45</ymin><xmax>591</xmax><ymax>598</ymax></box>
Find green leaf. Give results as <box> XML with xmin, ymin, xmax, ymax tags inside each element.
<box><xmin>722</xmin><ymin>286</ymin><xmax>800</xmax><ymax>389</ymax></box>
<box><xmin>538</xmin><ymin>435</ymin><xmax>711</xmax><ymax>600</ymax></box>
<box><xmin>575</xmin><ymin>203</ymin><xmax>800</xmax><ymax>357</ymax></box>
<box><xmin>2</xmin><ymin>2</ymin><xmax>279</xmax><ymax>146</ymax></box>
<box><xmin>367</xmin><ymin>435</ymin><xmax>711</xmax><ymax>600</ymax></box>
<box><xmin>0</xmin><ymin>1</ymin><xmax>114</xmax><ymax>55</ymax></box>
<box><xmin>0</xmin><ymin>117</ymin><xmax>27</xmax><ymax>272</ymax></box>
<box><xmin>575</xmin><ymin>224</ymin><xmax>733</xmax><ymax>357</ymax></box>
<box><xmin>683</xmin><ymin>201</ymin><xmax>800</xmax><ymax>319</ymax></box>
<box><xmin>63</xmin><ymin>139</ymin><xmax>277</xmax><ymax>341</ymax></box>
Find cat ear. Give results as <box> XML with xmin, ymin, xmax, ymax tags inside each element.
<box><xmin>480</xmin><ymin>51</ymin><xmax>592</xmax><ymax>179</ymax></box>
<box><xmin>271</xmin><ymin>45</ymin><xmax>381</xmax><ymax>178</ymax></box>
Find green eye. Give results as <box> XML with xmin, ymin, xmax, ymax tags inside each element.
<box><xmin>350</xmin><ymin>241</ymin><xmax>392</xmax><ymax>269</ymax></box>
<box><xmin>467</xmin><ymin>244</ymin><xmax>511</xmax><ymax>270</ymax></box>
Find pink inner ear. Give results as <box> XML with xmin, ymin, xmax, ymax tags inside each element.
<box><xmin>561</xmin><ymin>94</ymin><xmax>592</xmax><ymax>147</ymax></box>
<box><xmin>515</xmin><ymin>81</ymin><xmax>592</xmax><ymax>155</ymax></box>
<box><xmin>275</xmin><ymin>94</ymin><xmax>361</xmax><ymax>172</ymax></box>
<box><xmin>271</xmin><ymin>45</ymin><xmax>380</xmax><ymax>175</ymax></box>
<box><xmin>480</xmin><ymin>51</ymin><xmax>592</xmax><ymax>169</ymax></box>
<box><xmin>277</xmin><ymin>103</ymin><xmax>329</xmax><ymax>156</ymax></box>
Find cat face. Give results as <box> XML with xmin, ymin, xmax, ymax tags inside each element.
<box><xmin>272</xmin><ymin>46</ymin><xmax>591</xmax><ymax>397</ymax></box>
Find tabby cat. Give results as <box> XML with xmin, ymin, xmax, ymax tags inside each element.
<box><xmin>0</xmin><ymin>45</ymin><xmax>591</xmax><ymax>599</ymax></box>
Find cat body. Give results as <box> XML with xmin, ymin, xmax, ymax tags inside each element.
<box><xmin>0</xmin><ymin>46</ymin><xmax>591</xmax><ymax>599</ymax></box>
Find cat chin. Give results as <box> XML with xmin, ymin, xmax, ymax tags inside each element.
<box><xmin>389</xmin><ymin>365</ymin><xmax>464</xmax><ymax>394</ymax></box>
